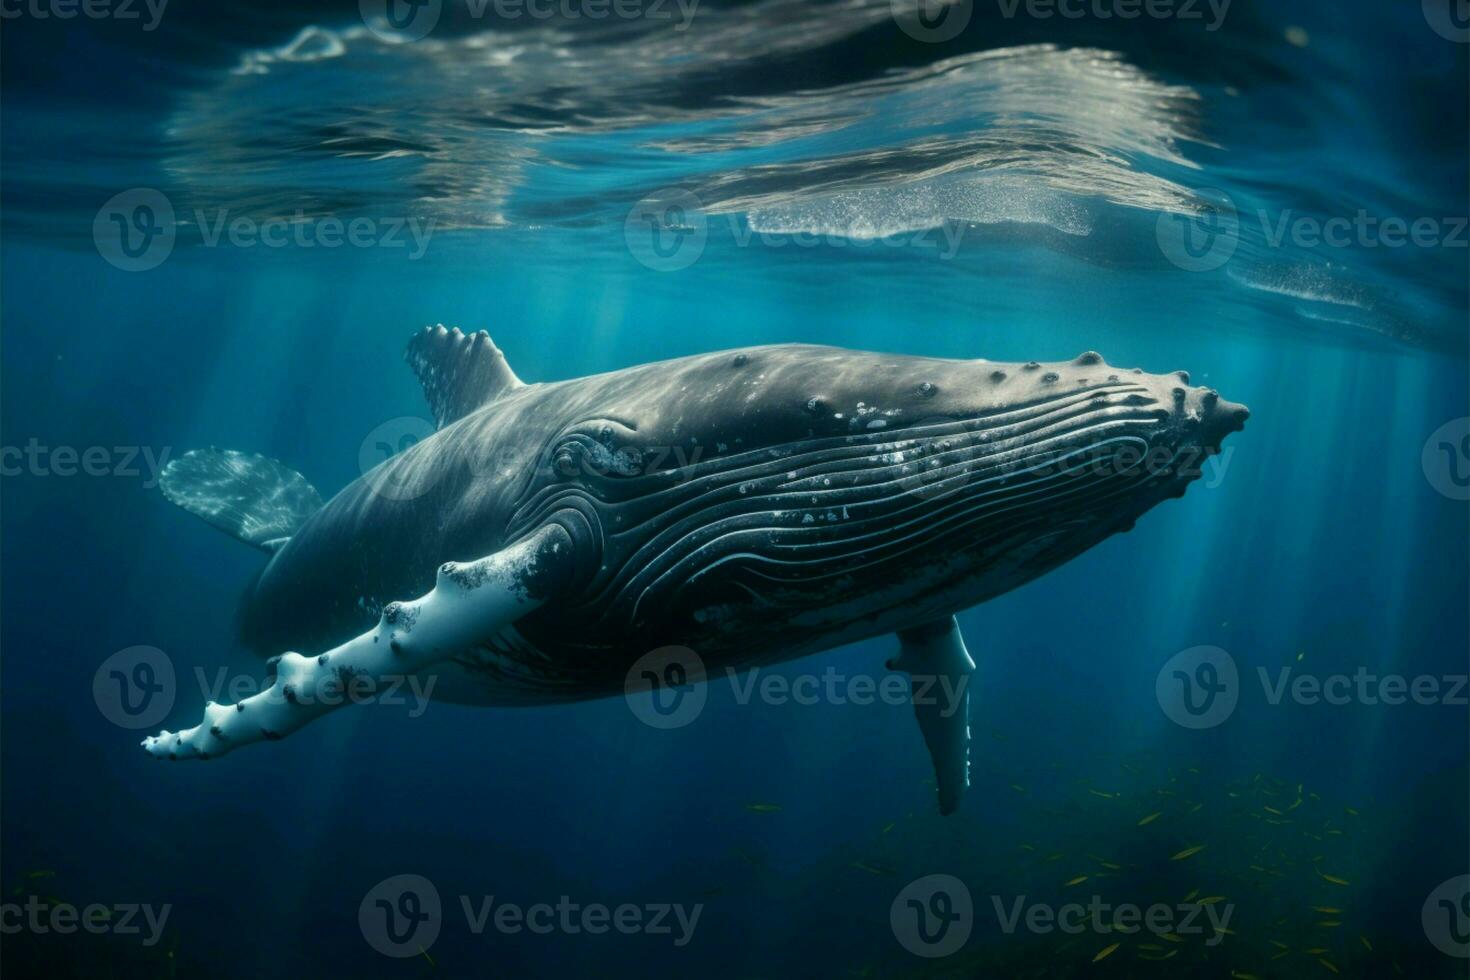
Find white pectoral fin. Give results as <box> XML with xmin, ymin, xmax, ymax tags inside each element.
<box><xmin>888</xmin><ymin>616</ymin><xmax>975</xmax><ymax>816</ymax></box>
<box><xmin>143</xmin><ymin>524</ymin><xmax>573</xmax><ymax>760</ymax></box>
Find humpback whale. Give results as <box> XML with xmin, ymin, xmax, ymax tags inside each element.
<box><xmin>145</xmin><ymin>327</ymin><xmax>1248</xmax><ymax>814</ymax></box>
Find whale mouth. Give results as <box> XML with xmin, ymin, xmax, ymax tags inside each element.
<box><xmin>1201</xmin><ymin>396</ymin><xmax>1250</xmax><ymax>453</ymax></box>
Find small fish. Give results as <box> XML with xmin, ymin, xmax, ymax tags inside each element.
<box><xmin>1345</xmin><ymin>807</ymin><xmax>1359</xmax><ymax>817</ymax></box>
<box><xmin>1318</xmin><ymin>872</ymin><xmax>1351</xmax><ymax>886</ymax></box>
<box><xmin>1019</xmin><ymin>843</ymin><xmax>1036</xmax><ymax>852</ymax></box>
<box><xmin>1064</xmin><ymin>875</ymin><xmax>1089</xmax><ymax>887</ymax></box>
<box><xmin>23</xmin><ymin>871</ymin><xmax>56</xmax><ymax>880</ymax></box>
<box><xmin>1269</xmin><ymin>940</ymin><xmax>1290</xmax><ymax>950</ymax></box>
<box><xmin>745</xmin><ymin>803</ymin><xmax>781</xmax><ymax>813</ymax></box>
<box><xmin>1297</xmin><ymin>651</ymin><xmax>1305</xmax><ymax>661</ymax></box>
<box><xmin>1183</xmin><ymin>889</ymin><xmax>1200</xmax><ymax>902</ymax></box>
<box><xmin>1142</xmin><ymin>949</ymin><xmax>1179</xmax><ymax>961</ymax></box>
<box><xmin>1197</xmin><ymin>896</ymin><xmax>1227</xmax><ymax>906</ymax></box>
<box><xmin>1264</xmin><ymin>806</ymin><xmax>1284</xmax><ymax>816</ymax></box>
<box><xmin>1010</xmin><ymin>784</ymin><xmax>1027</xmax><ymax>794</ymax></box>
<box><xmin>419</xmin><ymin>946</ymin><xmax>435</xmax><ymax>968</ymax></box>
<box><xmin>1359</xmin><ymin>935</ymin><xmax>1373</xmax><ymax>951</ymax></box>
<box><xmin>880</xmin><ymin>822</ymin><xmax>895</xmax><ymax>835</ymax></box>
<box><xmin>850</xmin><ymin>861</ymin><xmax>897</xmax><ymax>877</ymax></box>
<box><xmin>1099</xmin><ymin>862</ymin><xmax>1122</xmax><ymax>870</ymax></box>
<box><xmin>1092</xmin><ymin>942</ymin><xmax>1121</xmax><ymax>963</ymax></box>
<box><xmin>1317</xmin><ymin>958</ymin><xmax>1339</xmax><ymax>974</ymax></box>
<box><xmin>1231</xmin><ymin>972</ymin><xmax>1263</xmax><ymax>980</ymax></box>
<box><xmin>1304</xmin><ymin>947</ymin><xmax>1329</xmax><ymax>954</ymax></box>
<box><xmin>1137</xmin><ymin>812</ymin><xmax>1162</xmax><ymax>826</ymax></box>
<box><xmin>1317</xmin><ymin>921</ymin><xmax>1342</xmax><ymax>928</ymax></box>
<box><xmin>1188</xmin><ymin>802</ymin><xmax>1204</xmax><ymax>814</ymax></box>
<box><xmin>1171</xmin><ymin>844</ymin><xmax>1206</xmax><ymax>861</ymax></box>
<box><xmin>1311</xmin><ymin>906</ymin><xmax>1341</xmax><ymax>914</ymax></box>
<box><xmin>1088</xmin><ymin>789</ymin><xmax>1119</xmax><ymax>799</ymax></box>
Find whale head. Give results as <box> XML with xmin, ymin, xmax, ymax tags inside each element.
<box><xmin>511</xmin><ymin>346</ymin><xmax>1248</xmax><ymax>664</ymax></box>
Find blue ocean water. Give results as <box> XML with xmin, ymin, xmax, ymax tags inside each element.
<box><xmin>2</xmin><ymin>1</ymin><xmax>1467</xmax><ymax>977</ymax></box>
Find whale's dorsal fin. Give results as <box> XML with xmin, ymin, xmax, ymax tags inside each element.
<box><xmin>405</xmin><ymin>324</ymin><xmax>524</xmax><ymax>429</ymax></box>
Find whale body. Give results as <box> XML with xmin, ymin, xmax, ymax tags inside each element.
<box><xmin>149</xmin><ymin>327</ymin><xmax>1249</xmax><ymax>813</ymax></box>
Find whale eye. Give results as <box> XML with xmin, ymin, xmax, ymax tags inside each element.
<box><xmin>917</xmin><ymin>382</ymin><xmax>937</xmax><ymax>397</ymax></box>
<box><xmin>805</xmin><ymin>397</ymin><xmax>826</xmax><ymax>415</ymax></box>
<box><xmin>733</xmin><ymin>353</ymin><xmax>749</xmax><ymax>367</ymax></box>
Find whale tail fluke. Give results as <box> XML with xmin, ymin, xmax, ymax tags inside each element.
<box><xmin>159</xmin><ymin>448</ymin><xmax>323</xmax><ymax>552</ymax></box>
